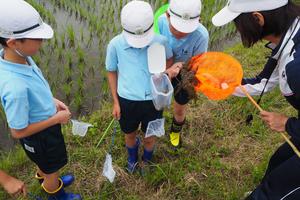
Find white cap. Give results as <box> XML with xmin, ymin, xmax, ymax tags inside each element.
<box><xmin>121</xmin><ymin>0</ymin><xmax>154</xmax><ymax>48</ymax></box>
<box><xmin>212</xmin><ymin>0</ymin><xmax>288</xmax><ymax>27</ymax></box>
<box><xmin>168</xmin><ymin>0</ymin><xmax>202</xmax><ymax>33</ymax></box>
<box><xmin>0</xmin><ymin>0</ymin><xmax>53</xmax><ymax>39</ymax></box>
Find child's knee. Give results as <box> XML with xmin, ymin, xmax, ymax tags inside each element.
<box><xmin>125</xmin><ymin>132</ymin><xmax>136</xmax><ymax>140</ymax></box>
<box><xmin>144</xmin><ymin>136</ymin><xmax>156</xmax><ymax>147</ymax></box>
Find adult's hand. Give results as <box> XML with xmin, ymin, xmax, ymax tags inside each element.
<box><xmin>260</xmin><ymin>110</ymin><xmax>289</xmax><ymax>132</ymax></box>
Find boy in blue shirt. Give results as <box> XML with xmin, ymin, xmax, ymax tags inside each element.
<box><xmin>158</xmin><ymin>0</ymin><xmax>209</xmax><ymax>148</ymax></box>
<box><xmin>106</xmin><ymin>0</ymin><xmax>179</xmax><ymax>173</ymax></box>
<box><xmin>0</xmin><ymin>1</ymin><xmax>81</xmax><ymax>199</ymax></box>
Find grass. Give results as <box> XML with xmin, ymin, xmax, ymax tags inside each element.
<box><xmin>0</xmin><ymin>41</ymin><xmax>296</xmax><ymax>199</ymax></box>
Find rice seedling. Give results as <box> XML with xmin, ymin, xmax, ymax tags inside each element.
<box><xmin>66</xmin><ymin>25</ymin><xmax>76</xmax><ymax>48</ymax></box>
<box><xmin>76</xmin><ymin>47</ymin><xmax>85</xmax><ymax>64</ymax></box>
<box><xmin>60</xmin><ymin>33</ymin><xmax>66</xmax><ymax>49</ymax></box>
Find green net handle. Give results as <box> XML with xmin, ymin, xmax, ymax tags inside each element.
<box><xmin>154</xmin><ymin>4</ymin><xmax>169</xmax><ymax>34</ymax></box>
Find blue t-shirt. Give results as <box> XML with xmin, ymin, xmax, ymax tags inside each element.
<box><xmin>105</xmin><ymin>33</ymin><xmax>173</xmax><ymax>101</ymax></box>
<box><xmin>158</xmin><ymin>15</ymin><xmax>209</xmax><ymax>62</ymax></box>
<box><xmin>0</xmin><ymin>50</ymin><xmax>56</xmax><ymax>130</ymax></box>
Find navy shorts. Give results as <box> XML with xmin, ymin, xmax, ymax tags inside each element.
<box><xmin>20</xmin><ymin>124</ymin><xmax>67</xmax><ymax>174</ymax></box>
<box><xmin>118</xmin><ymin>96</ymin><xmax>163</xmax><ymax>134</ymax></box>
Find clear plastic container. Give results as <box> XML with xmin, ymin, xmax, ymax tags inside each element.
<box><xmin>150</xmin><ymin>73</ymin><xmax>174</xmax><ymax>111</ymax></box>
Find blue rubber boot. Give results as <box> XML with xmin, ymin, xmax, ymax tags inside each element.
<box><xmin>126</xmin><ymin>138</ymin><xmax>140</xmax><ymax>174</ymax></box>
<box><xmin>142</xmin><ymin>148</ymin><xmax>154</xmax><ymax>163</ymax></box>
<box><xmin>47</xmin><ymin>189</ymin><xmax>82</xmax><ymax>200</ymax></box>
<box><xmin>140</xmin><ymin>148</ymin><xmax>154</xmax><ymax>176</ymax></box>
<box><xmin>43</xmin><ymin>179</ymin><xmax>82</xmax><ymax>200</ymax></box>
<box><xmin>60</xmin><ymin>174</ymin><xmax>75</xmax><ymax>187</ymax></box>
<box><xmin>35</xmin><ymin>173</ymin><xmax>75</xmax><ymax>187</ymax></box>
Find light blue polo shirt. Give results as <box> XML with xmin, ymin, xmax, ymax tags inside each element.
<box><xmin>105</xmin><ymin>33</ymin><xmax>173</xmax><ymax>101</ymax></box>
<box><xmin>158</xmin><ymin>15</ymin><xmax>209</xmax><ymax>63</ymax></box>
<box><xmin>0</xmin><ymin>50</ymin><xmax>56</xmax><ymax>130</ymax></box>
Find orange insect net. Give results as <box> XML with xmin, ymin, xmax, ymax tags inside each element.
<box><xmin>189</xmin><ymin>52</ymin><xmax>243</xmax><ymax>100</ymax></box>
<box><xmin>188</xmin><ymin>52</ymin><xmax>300</xmax><ymax>158</ymax></box>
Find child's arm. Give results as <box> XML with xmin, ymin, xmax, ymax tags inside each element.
<box><xmin>10</xmin><ymin>110</ymin><xmax>71</xmax><ymax>139</ymax></box>
<box><xmin>165</xmin><ymin>62</ymin><xmax>183</xmax><ymax>79</ymax></box>
<box><xmin>107</xmin><ymin>71</ymin><xmax>120</xmax><ymax>120</ymax></box>
<box><xmin>0</xmin><ymin>170</ymin><xmax>26</xmax><ymax>196</ymax></box>
<box><xmin>166</xmin><ymin>57</ymin><xmax>174</xmax><ymax>69</ymax></box>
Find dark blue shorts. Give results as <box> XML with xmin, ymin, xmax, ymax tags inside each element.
<box><xmin>20</xmin><ymin>124</ymin><xmax>67</xmax><ymax>174</ymax></box>
<box><xmin>118</xmin><ymin>96</ymin><xmax>163</xmax><ymax>134</ymax></box>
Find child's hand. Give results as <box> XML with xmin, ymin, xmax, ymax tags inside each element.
<box><xmin>55</xmin><ymin>110</ymin><xmax>72</xmax><ymax>124</ymax></box>
<box><xmin>2</xmin><ymin>175</ymin><xmax>26</xmax><ymax>197</ymax></box>
<box><xmin>112</xmin><ymin>103</ymin><xmax>121</xmax><ymax>120</ymax></box>
<box><xmin>165</xmin><ymin>62</ymin><xmax>183</xmax><ymax>79</ymax></box>
<box><xmin>54</xmin><ymin>98</ymin><xmax>69</xmax><ymax>112</ymax></box>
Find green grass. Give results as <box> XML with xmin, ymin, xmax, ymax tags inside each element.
<box><xmin>0</xmin><ymin>41</ymin><xmax>295</xmax><ymax>199</ymax></box>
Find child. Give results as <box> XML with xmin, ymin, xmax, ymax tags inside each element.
<box><xmin>106</xmin><ymin>0</ymin><xmax>178</xmax><ymax>173</ymax></box>
<box><xmin>158</xmin><ymin>0</ymin><xmax>209</xmax><ymax>148</ymax></box>
<box><xmin>0</xmin><ymin>1</ymin><xmax>81</xmax><ymax>199</ymax></box>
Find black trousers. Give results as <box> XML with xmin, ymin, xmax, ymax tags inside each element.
<box><xmin>246</xmin><ymin>138</ymin><xmax>300</xmax><ymax>200</ymax></box>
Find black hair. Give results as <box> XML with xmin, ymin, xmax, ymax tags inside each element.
<box><xmin>0</xmin><ymin>37</ymin><xmax>27</xmax><ymax>48</ymax></box>
<box><xmin>234</xmin><ymin>1</ymin><xmax>300</xmax><ymax>47</ymax></box>
<box><xmin>0</xmin><ymin>37</ymin><xmax>8</xmax><ymax>47</ymax></box>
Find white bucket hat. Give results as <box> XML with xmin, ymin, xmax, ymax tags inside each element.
<box><xmin>0</xmin><ymin>0</ymin><xmax>53</xmax><ymax>39</ymax></box>
<box><xmin>121</xmin><ymin>0</ymin><xmax>154</xmax><ymax>48</ymax></box>
<box><xmin>168</xmin><ymin>0</ymin><xmax>202</xmax><ymax>33</ymax></box>
<box><xmin>212</xmin><ymin>0</ymin><xmax>289</xmax><ymax>27</ymax></box>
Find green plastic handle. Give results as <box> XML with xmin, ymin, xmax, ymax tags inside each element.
<box><xmin>154</xmin><ymin>4</ymin><xmax>169</xmax><ymax>34</ymax></box>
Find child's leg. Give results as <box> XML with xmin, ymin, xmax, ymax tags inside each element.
<box><xmin>144</xmin><ymin>136</ymin><xmax>156</xmax><ymax>152</ymax></box>
<box><xmin>41</xmin><ymin>172</ymin><xmax>60</xmax><ymax>193</ymax></box>
<box><xmin>170</xmin><ymin>75</ymin><xmax>189</xmax><ymax>148</ymax></box>
<box><xmin>37</xmin><ymin>167</ymin><xmax>45</xmax><ymax>177</ymax></box>
<box><xmin>125</xmin><ymin>131</ymin><xmax>137</xmax><ymax>147</ymax></box>
<box><xmin>143</xmin><ymin>136</ymin><xmax>156</xmax><ymax>163</ymax></box>
<box><xmin>118</xmin><ymin>96</ymin><xmax>141</xmax><ymax>173</ymax></box>
<box><xmin>35</xmin><ymin>167</ymin><xmax>74</xmax><ymax>187</ymax></box>
<box><xmin>125</xmin><ymin>131</ymin><xmax>140</xmax><ymax>173</ymax></box>
<box><xmin>34</xmin><ymin>167</ymin><xmax>46</xmax><ymax>184</ymax></box>
<box><xmin>41</xmin><ymin>170</ymin><xmax>81</xmax><ymax>200</ymax></box>
<box><xmin>173</xmin><ymin>102</ymin><xmax>187</xmax><ymax>124</ymax></box>
<box><xmin>170</xmin><ymin>102</ymin><xmax>187</xmax><ymax>147</ymax></box>
<box><xmin>141</xmin><ymin>100</ymin><xmax>162</xmax><ymax>163</ymax></box>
